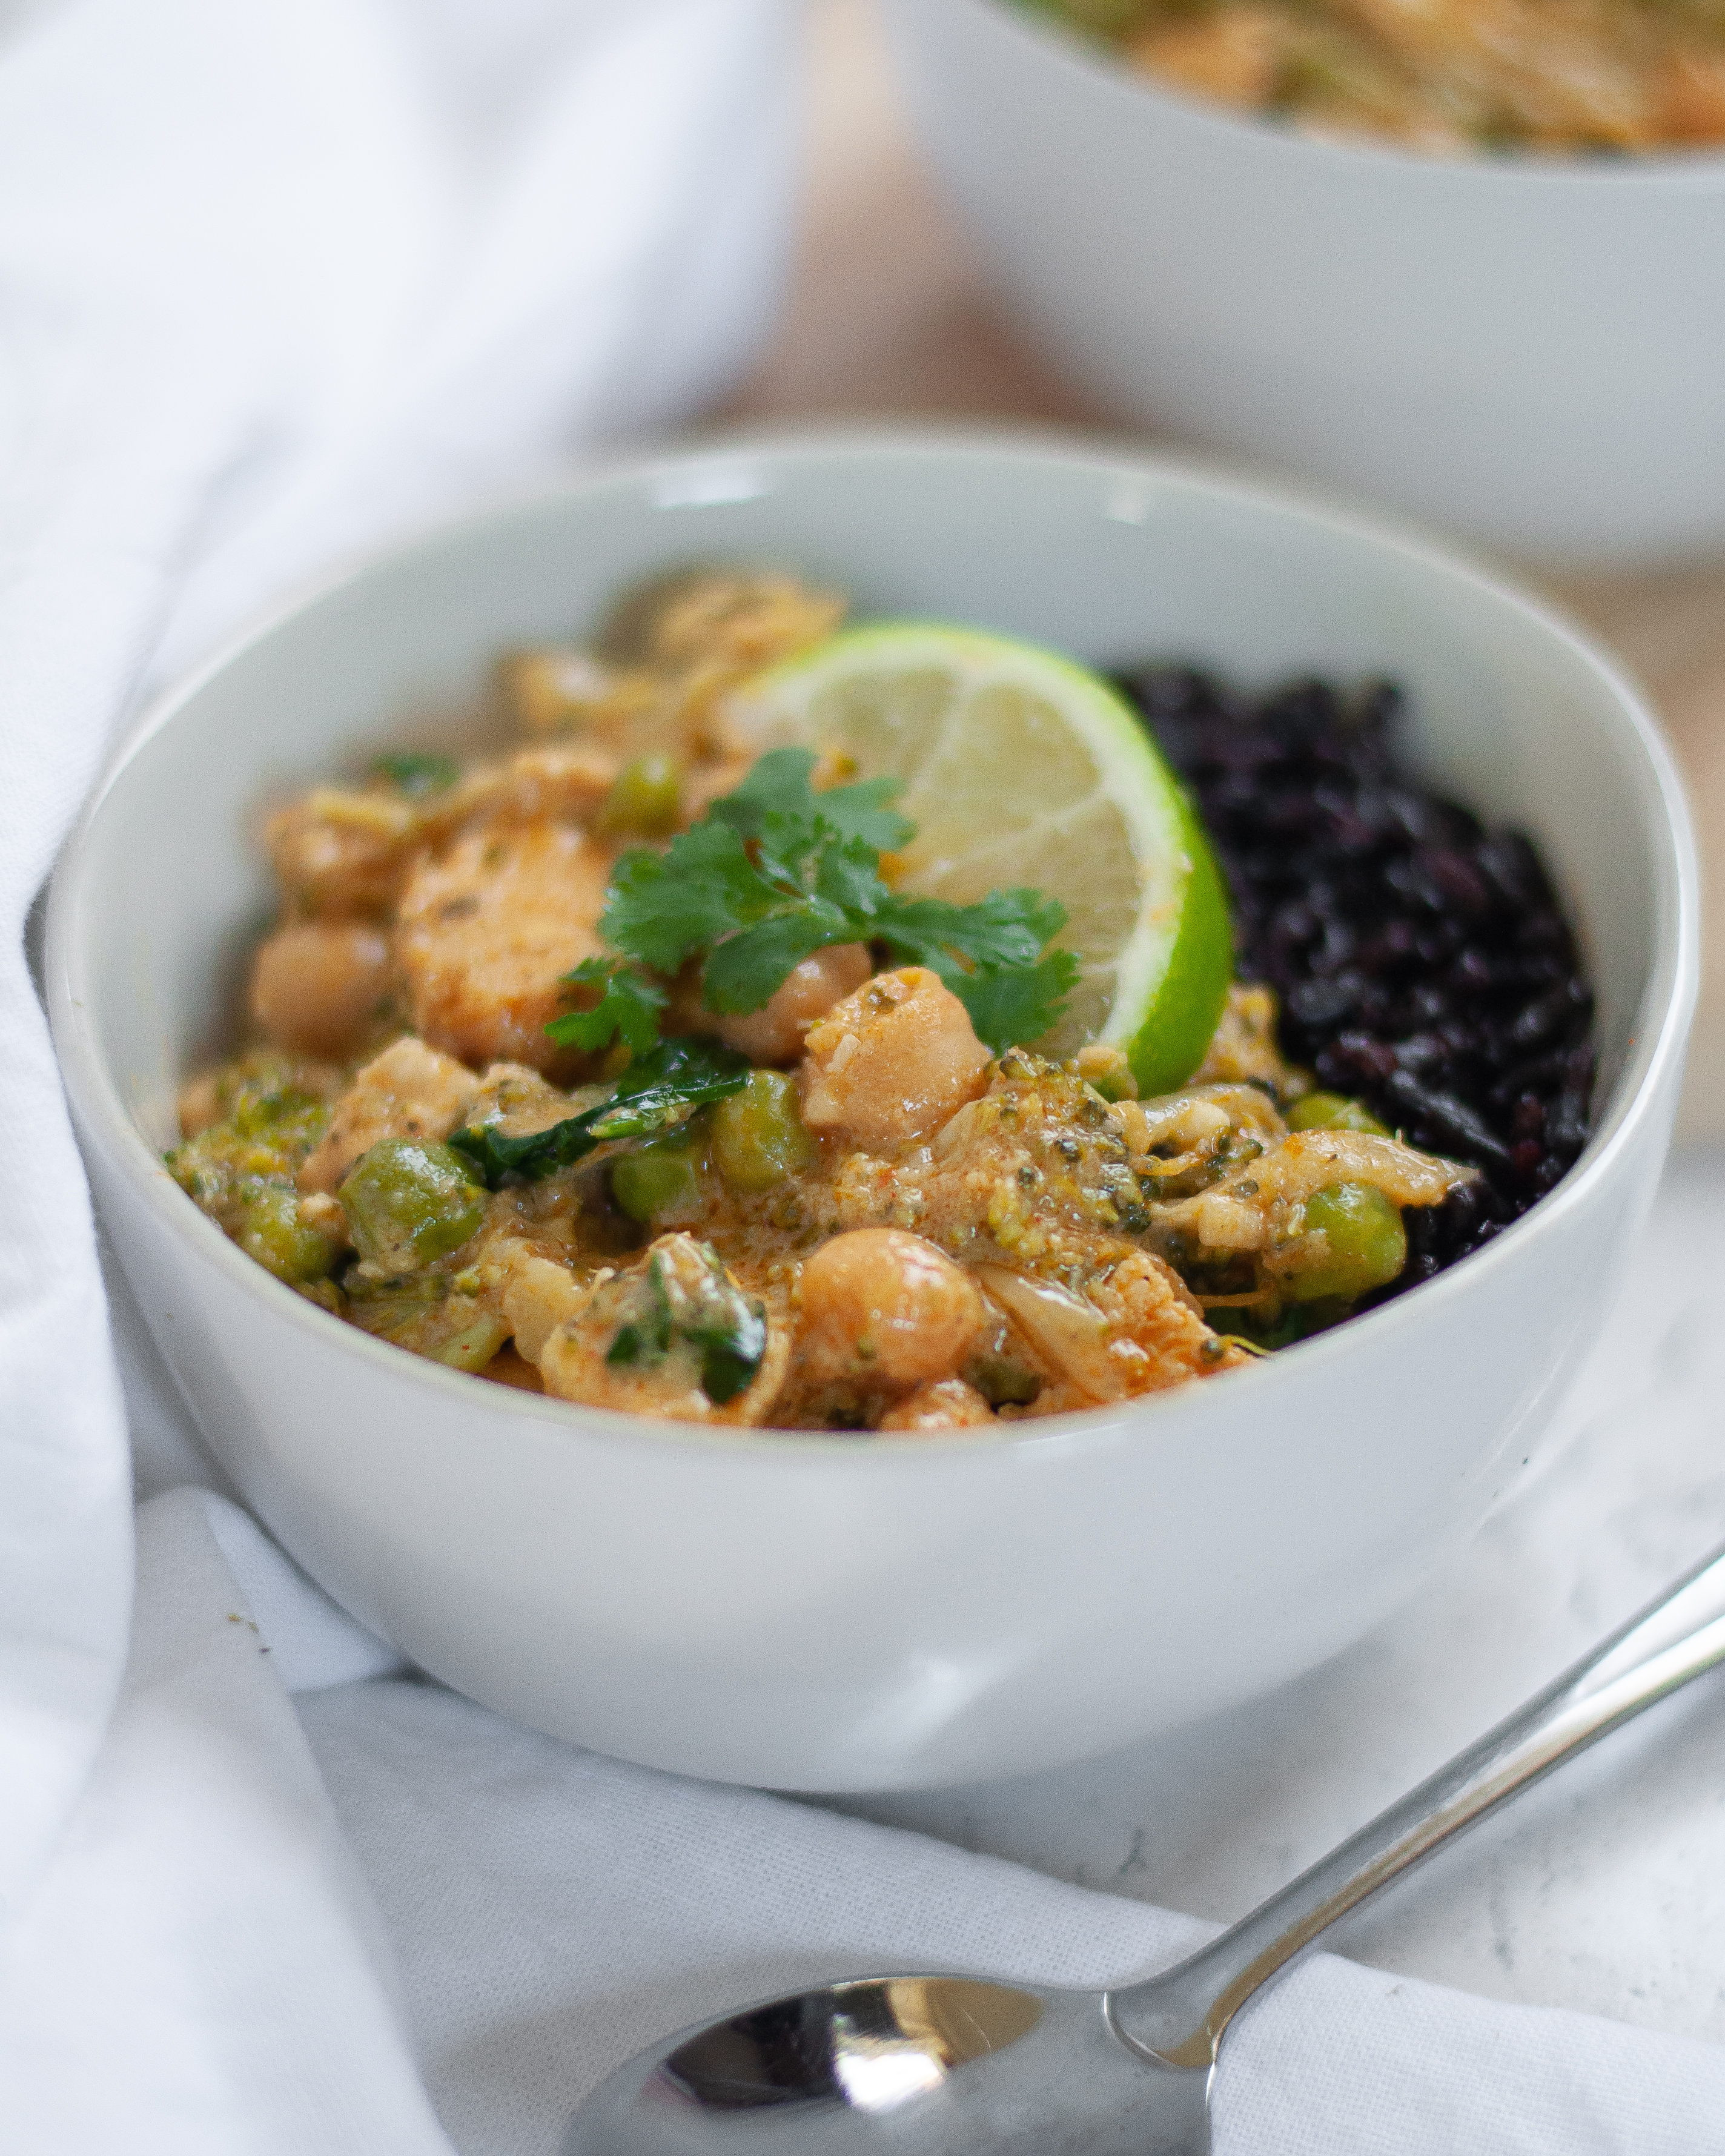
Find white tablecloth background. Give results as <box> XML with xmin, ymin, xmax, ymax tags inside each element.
<box><xmin>5</xmin><ymin>2</ymin><xmax>1725</xmax><ymax>2149</ymax></box>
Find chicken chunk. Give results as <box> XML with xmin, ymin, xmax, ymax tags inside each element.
<box><xmin>800</xmin><ymin>967</ymin><xmax>992</xmax><ymax>1151</ymax></box>
<box><xmin>500</xmin><ymin>1249</ymin><xmax>588</xmax><ymax>1363</ymax></box>
<box><xmin>298</xmin><ymin>1037</ymin><xmax>477</xmax><ymax>1195</ymax></box>
<box><xmin>439</xmin><ymin>744</ymin><xmax>620</xmax><ymax>830</ymax></box>
<box><xmin>397</xmin><ymin>821</ymin><xmax>609</xmax><ymax>1070</ymax></box>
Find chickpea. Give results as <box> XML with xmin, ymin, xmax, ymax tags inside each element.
<box><xmin>717</xmin><ymin>944</ymin><xmax>873</xmax><ymax>1065</ymax></box>
<box><xmin>800</xmin><ymin>967</ymin><xmax>992</xmax><ymax>1150</ymax></box>
<box><xmin>249</xmin><ymin>922</ymin><xmax>392</xmax><ymax>1060</ymax></box>
<box><xmin>796</xmin><ymin>1229</ymin><xmax>988</xmax><ymax>1392</ymax></box>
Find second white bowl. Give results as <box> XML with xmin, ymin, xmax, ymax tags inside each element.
<box><xmin>884</xmin><ymin>0</ymin><xmax>1725</xmax><ymax>567</ymax></box>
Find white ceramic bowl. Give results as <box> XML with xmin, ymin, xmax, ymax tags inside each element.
<box><xmin>48</xmin><ymin>429</ymin><xmax>1696</xmax><ymax>1791</ymax></box>
<box><xmin>881</xmin><ymin>0</ymin><xmax>1725</xmax><ymax>567</ymax></box>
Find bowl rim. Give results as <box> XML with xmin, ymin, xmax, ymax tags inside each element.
<box><xmin>924</xmin><ymin>0</ymin><xmax>1725</xmax><ymax>186</ymax></box>
<box><xmin>47</xmin><ymin>422</ymin><xmax>1701</xmax><ymax>1471</ymax></box>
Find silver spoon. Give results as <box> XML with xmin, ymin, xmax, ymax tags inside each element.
<box><xmin>566</xmin><ymin>1536</ymin><xmax>1725</xmax><ymax>2154</ymax></box>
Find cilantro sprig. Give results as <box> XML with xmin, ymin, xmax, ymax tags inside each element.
<box><xmin>449</xmin><ymin>1038</ymin><xmax>749</xmax><ymax>1188</ymax></box>
<box><xmin>598</xmin><ymin>749</ymin><xmax>1078</xmax><ymax>1053</ymax></box>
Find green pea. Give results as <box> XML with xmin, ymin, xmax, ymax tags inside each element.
<box><xmin>600</xmin><ymin>755</ymin><xmax>681</xmax><ymax>837</ymax></box>
<box><xmin>1288</xmin><ymin>1181</ymin><xmax>1407</xmax><ymax>1303</ymax></box>
<box><xmin>229</xmin><ymin>1074</ymin><xmax>330</xmax><ymax>1152</ymax></box>
<box><xmin>236</xmin><ymin>1183</ymin><xmax>338</xmax><ymax>1285</ymax></box>
<box><xmin>712</xmin><ymin>1070</ymin><xmax>817</xmax><ymax>1192</ymax></box>
<box><xmin>964</xmin><ymin>1354</ymin><xmax>1042</xmax><ymax>1408</ymax></box>
<box><xmin>1286</xmin><ymin>1091</ymin><xmax>1389</xmax><ymax>1137</ymax></box>
<box><xmin>340</xmin><ymin>1139</ymin><xmax>485</xmax><ymax>1271</ymax></box>
<box><xmin>611</xmin><ymin>1139</ymin><xmax>703</xmax><ymax>1223</ymax></box>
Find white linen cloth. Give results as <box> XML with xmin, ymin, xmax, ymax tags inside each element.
<box><xmin>3</xmin><ymin>1</ymin><xmax>1725</xmax><ymax>2149</ymax></box>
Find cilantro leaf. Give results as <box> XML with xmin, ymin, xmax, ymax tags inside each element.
<box><xmin>712</xmin><ymin>747</ymin><xmax>912</xmax><ymax>855</ymax></box>
<box><xmin>701</xmin><ymin>902</ymin><xmax>853</xmax><ymax>1014</ymax></box>
<box><xmin>587</xmin><ymin>1037</ymin><xmax>752</xmax><ymax>1140</ymax></box>
<box><xmin>597</xmin><ymin>747</ymin><xmax>1076</xmax><ymax>1046</ymax></box>
<box><xmin>449</xmin><ymin>1038</ymin><xmax>749</xmax><ymax>1188</ymax></box>
<box><xmin>370</xmin><ymin>752</ymin><xmax>460</xmax><ymax>798</ymax></box>
<box><xmin>544</xmin><ymin>957</ymin><xmax>665</xmax><ymax>1056</ymax></box>
<box><xmin>603</xmin><ymin>821</ymin><xmax>770</xmax><ymax>972</ymax></box>
<box><xmin>946</xmin><ymin>951</ymin><xmax>1082</xmax><ymax>1055</ymax></box>
<box><xmin>812</xmin><ymin>832</ymin><xmax>891</xmax><ymax>918</ymax></box>
<box><xmin>870</xmin><ymin>887</ymin><xmax>1067</xmax><ymax>975</ymax></box>
<box><xmin>869</xmin><ymin>887</ymin><xmax>1076</xmax><ymax>1048</ymax></box>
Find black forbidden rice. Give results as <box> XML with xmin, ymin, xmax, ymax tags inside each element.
<box><xmin>1115</xmin><ymin>667</ymin><xmax>1595</xmax><ymax>1303</ymax></box>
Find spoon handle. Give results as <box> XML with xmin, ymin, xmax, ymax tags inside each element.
<box><xmin>1110</xmin><ymin>1537</ymin><xmax>1725</xmax><ymax>2070</ymax></box>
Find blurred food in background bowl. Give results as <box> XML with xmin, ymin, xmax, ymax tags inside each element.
<box><xmin>880</xmin><ymin>0</ymin><xmax>1725</xmax><ymax>565</ymax></box>
<box><xmin>1022</xmin><ymin>0</ymin><xmax>1725</xmax><ymax>156</ymax></box>
<box><xmin>47</xmin><ymin>431</ymin><xmax>1695</xmax><ymax>1790</ymax></box>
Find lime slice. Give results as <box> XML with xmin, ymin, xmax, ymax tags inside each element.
<box><xmin>726</xmin><ymin>623</ymin><xmax>1233</xmax><ymax>1093</ymax></box>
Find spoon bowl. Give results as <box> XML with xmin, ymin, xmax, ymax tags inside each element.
<box><xmin>568</xmin><ymin>1976</ymin><xmax>1207</xmax><ymax>2154</ymax></box>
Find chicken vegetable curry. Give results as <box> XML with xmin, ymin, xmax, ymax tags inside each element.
<box><xmin>171</xmin><ymin>573</ymin><xmax>1477</xmax><ymax>1433</ymax></box>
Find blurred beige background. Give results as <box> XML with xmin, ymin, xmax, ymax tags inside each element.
<box><xmin>730</xmin><ymin>0</ymin><xmax>1725</xmax><ymax>1131</ymax></box>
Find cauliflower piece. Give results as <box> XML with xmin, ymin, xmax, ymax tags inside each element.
<box><xmin>397</xmin><ymin>821</ymin><xmax>609</xmax><ymax>1070</ymax></box>
<box><xmin>1191</xmin><ymin>984</ymin><xmax>1307</xmax><ymax>1102</ymax></box>
<box><xmin>1130</xmin><ymin>5</ymin><xmax>1287</xmax><ymax>109</ymax></box>
<box><xmin>500</xmin><ymin>1249</ymin><xmax>588</xmax><ymax>1363</ymax></box>
<box><xmin>628</xmin><ymin>570</ymin><xmax>844</xmax><ymax>673</ymax></box>
<box><xmin>800</xmin><ymin>967</ymin><xmax>992</xmax><ymax>1151</ymax></box>
<box><xmin>1086</xmin><ymin>1251</ymin><xmax>1246</xmax><ymax>1389</ymax></box>
<box><xmin>298</xmin><ymin>1037</ymin><xmax>476</xmax><ymax>1195</ymax></box>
